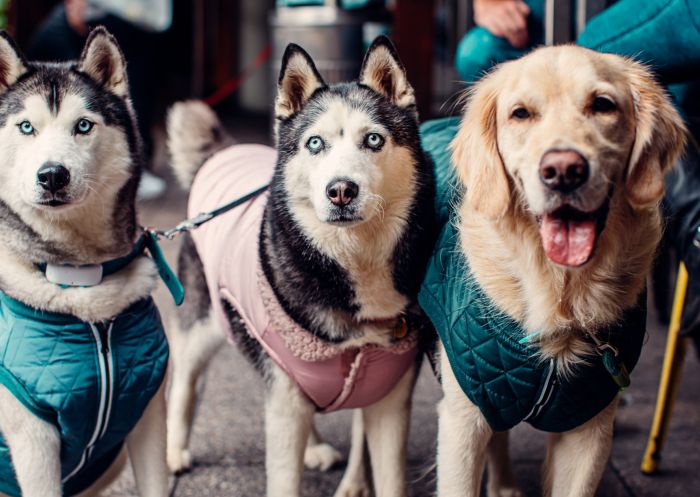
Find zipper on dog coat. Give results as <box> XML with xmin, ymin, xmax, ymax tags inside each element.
<box><xmin>189</xmin><ymin>144</ymin><xmax>419</xmax><ymax>413</ymax></box>
<box><xmin>0</xmin><ymin>292</ymin><xmax>168</xmax><ymax>497</ymax></box>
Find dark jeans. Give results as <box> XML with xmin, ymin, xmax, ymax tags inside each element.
<box><xmin>27</xmin><ymin>5</ymin><xmax>159</xmax><ymax>160</ymax></box>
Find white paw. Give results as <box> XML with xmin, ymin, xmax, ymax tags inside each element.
<box><xmin>167</xmin><ymin>447</ymin><xmax>192</xmax><ymax>474</ymax></box>
<box><xmin>304</xmin><ymin>442</ymin><xmax>343</xmax><ymax>471</ymax></box>
<box><xmin>487</xmin><ymin>486</ymin><xmax>525</xmax><ymax>497</ymax></box>
<box><xmin>333</xmin><ymin>480</ymin><xmax>372</xmax><ymax>497</ymax></box>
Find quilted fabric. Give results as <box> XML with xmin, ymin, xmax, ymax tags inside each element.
<box><xmin>418</xmin><ymin>119</ymin><xmax>647</xmax><ymax>432</ymax></box>
<box><xmin>0</xmin><ymin>292</ymin><xmax>169</xmax><ymax>497</ymax></box>
<box><xmin>419</xmin><ymin>117</ymin><xmax>462</xmax><ymax>226</ymax></box>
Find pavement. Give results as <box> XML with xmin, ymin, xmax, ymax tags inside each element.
<box><xmin>104</xmin><ymin>117</ymin><xmax>700</xmax><ymax>497</ymax></box>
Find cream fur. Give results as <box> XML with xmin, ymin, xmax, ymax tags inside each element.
<box><xmin>438</xmin><ymin>45</ymin><xmax>687</xmax><ymax>497</ymax></box>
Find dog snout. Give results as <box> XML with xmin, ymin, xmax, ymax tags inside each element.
<box><xmin>326</xmin><ymin>179</ymin><xmax>359</xmax><ymax>207</ymax></box>
<box><xmin>539</xmin><ymin>150</ymin><xmax>589</xmax><ymax>194</ymax></box>
<box><xmin>37</xmin><ymin>162</ymin><xmax>71</xmax><ymax>193</ymax></box>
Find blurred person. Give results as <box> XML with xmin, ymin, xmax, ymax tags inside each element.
<box><xmin>28</xmin><ymin>0</ymin><xmax>173</xmax><ymax>200</ymax></box>
<box><xmin>455</xmin><ymin>0</ymin><xmax>544</xmax><ymax>83</ymax></box>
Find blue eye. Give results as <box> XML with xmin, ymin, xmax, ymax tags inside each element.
<box><xmin>75</xmin><ymin>118</ymin><xmax>94</xmax><ymax>135</ymax></box>
<box><xmin>18</xmin><ymin>120</ymin><xmax>34</xmax><ymax>135</ymax></box>
<box><xmin>364</xmin><ymin>132</ymin><xmax>384</xmax><ymax>151</ymax></box>
<box><xmin>306</xmin><ymin>136</ymin><xmax>325</xmax><ymax>154</ymax></box>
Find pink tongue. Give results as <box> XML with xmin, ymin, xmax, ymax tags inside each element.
<box><xmin>539</xmin><ymin>215</ymin><xmax>597</xmax><ymax>267</ymax></box>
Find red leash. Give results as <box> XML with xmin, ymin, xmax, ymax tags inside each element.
<box><xmin>204</xmin><ymin>44</ymin><xmax>273</xmax><ymax>107</ymax></box>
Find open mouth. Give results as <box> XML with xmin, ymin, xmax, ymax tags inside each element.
<box><xmin>537</xmin><ymin>197</ymin><xmax>610</xmax><ymax>267</ymax></box>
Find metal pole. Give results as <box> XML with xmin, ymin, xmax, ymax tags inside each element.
<box><xmin>545</xmin><ymin>0</ymin><xmax>573</xmax><ymax>45</ymax></box>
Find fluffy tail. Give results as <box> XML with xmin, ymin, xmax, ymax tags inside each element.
<box><xmin>166</xmin><ymin>100</ymin><xmax>232</xmax><ymax>188</ymax></box>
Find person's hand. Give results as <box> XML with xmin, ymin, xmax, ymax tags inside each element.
<box><xmin>65</xmin><ymin>0</ymin><xmax>88</xmax><ymax>36</ymax></box>
<box><xmin>474</xmin><ymin>0</ymin><xmax>530</xmax><ymax>49</ymax></box>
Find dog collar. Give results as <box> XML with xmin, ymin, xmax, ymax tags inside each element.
<box><xmin>37</xmin><ymin>230</ymin><xmax>184</xmax><ymax>305</ymax></box>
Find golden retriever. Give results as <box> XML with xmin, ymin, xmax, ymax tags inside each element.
<box><xmin>437</xmin><ymin>45</ymin><xmax>687</xmax><ymax>497</ymax></box>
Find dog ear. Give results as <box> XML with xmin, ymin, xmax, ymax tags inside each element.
<box><xmin>275</xmin><ymin>44</ymin><xmax>326</xmax><ymax>120</ymax></box>
<box><xmin>0</xmin><ymin>31</ymin><xmax>27</xmax><ymax>91</ymax></box>
<box><xmin>77</xmin><ymin>27</ymin><xmax>129</xmax><ymax>97</ymax></box>
<box><xmin>359</xmin><ymin>36</ymin><xmax>416</xmax><ymax>113</ymax></box>
<box><xmin>450</xmin><ymin>75</ymin><xmax>510</xmax><ymax>219</ymax></box>
<box><xmin>625</xmin><ymin>61</ymin><xmax>687</xmax><ymax>209</ymax></box>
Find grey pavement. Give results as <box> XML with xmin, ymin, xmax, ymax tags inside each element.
<box><xmin>105</xmin><ymin>118</ymin><xmax>700</xmax><ymax>497</ymax></box>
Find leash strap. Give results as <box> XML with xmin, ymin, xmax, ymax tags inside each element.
<box><xmin>37</xmin><ymin>185</ymin><xmax>268</xmax><ymax>306</ymax></box>
<box><xmin>153</xmin><ymin>184</ymin><xmax>269</xmax><ymax>240</ymax></box>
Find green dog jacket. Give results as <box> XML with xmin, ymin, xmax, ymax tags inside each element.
<box><xmin>0</xmin><ymin>292</ymin><xmax>169</xmax><ymax>497</ymax></box>
<box><xmin>418</xmin><ymin>118</ymin><xmax>646</xmax><ymax>432</ymax></box>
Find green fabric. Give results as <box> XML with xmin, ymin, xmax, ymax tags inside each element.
<box><xmin>454</xmin><ymin>0</ymin><xmax>545</xmax><ymax>83</ymax></box>
<box><xmin>418</xmin><ymin>119</ymin><xmax>647</xmax><ymax>432</ymax></box>
<box><xmin>419</xmin><ymin>222</ymin><xmax>647</xmax><ymax>432</ymax></box>
<box><xmin>0</xmin><ymin>293</ymin><xmax>169</xmax><ymax>497</ymax></box>
<box><xmin>578</xmin><ymin>0</ymin><xmax>700</xmax><ymax>84</ymax></box>
<box><xmin>419</xmin><ymin>117</ymin><xmax>462</xmax><ymax>226</ymax></box>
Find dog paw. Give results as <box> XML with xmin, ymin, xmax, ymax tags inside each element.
<box><xmin>304</xmin><ymin>442</ymin><xmax>343</xmax><ymax>471</ymax></box>
<box><xmin>167</xmin><ymin>448</ymin><xmax>192</xmax><ymax>474</ymax></box>
<box><xmin>487</xmin><ymin>486</ymin><xmax>525</xmax><ymax>497</ymax></box>
<box><xmin>333</xmin><ymin>481</ymin><xmax>372</xmax><ymax>497</ymax></box>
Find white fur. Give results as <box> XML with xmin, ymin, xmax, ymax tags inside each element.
<box><xmin>0</xmin><ymin>36</ymin><xmax>167</xmax><ymax>496</ymax></box>
<box><xmin>284</xmin><ymin>97</ymin><xmax>416</xmax><ymax>323</ymax></box>
<box><xmin>0</xmin><ymin>94</ymin><xmax>131</xmax><ymax>223</ymax></box>
<box><xmin>0</xmin><ymin>383</ymin><xmax>168</xmax><ymax>497</ymax></box>
<box><xmin>166</xmin><ymin>313</ymin><xmax>225</xmax><ymax>473</ymax></box>
<box><xmin>333</xmin><ymin>410</ymin><xmax>371</xmax><ymax>497</ymax></box>
<box><xmin>166</xmin><ymin>100</ymin><xmax>230</xmax><ymax>189</ymax></box>
<box><xmin>166</xmin><ymin>312</ymin><xmax>416</xmax><ymax>497</ymax></box>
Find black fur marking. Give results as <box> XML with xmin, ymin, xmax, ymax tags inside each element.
<box><xmin>0</xmin><ymin>58</ymin><xmax>144</xmax><ymax>264</ymax></box>
<box><xmin>260</xmin><ymin>79</ymin><xmax>437</xmax><ymax>344</ymax></box>
<box><xmin>177</xmin><ymin>233</ymin><xmax>213</xmax><ymax>330</ymax></box>
<box><xmin>222</xmin><ymin>299</ymin><xmax>270</xmax><ymax>378</ymax></box>
<box><xmin>48</xmin><ymin>80</ymin><xmax>59</xmax><ymax>114</ymax></box>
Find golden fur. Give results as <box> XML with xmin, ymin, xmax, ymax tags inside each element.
<box><xmin>436</xmin><ymin>46</ymin><xmax>687</xmax><ymax>497</ymax></box>
<box><xmin>450</xmin><ymin>45</ymin><xmax>687</xmax><ymax>373</ymax></box>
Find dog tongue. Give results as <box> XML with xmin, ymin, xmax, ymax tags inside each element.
<box><xmin>539</xmin><ymin>214</ymin><xmax>596</xmax><ymax>267</ymax></box>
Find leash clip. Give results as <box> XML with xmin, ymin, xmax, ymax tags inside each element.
<box><xmin>596</xmin><ymin>342</ymin><xmax>619</xmax><ymax>357</ymax></box>
<box><xmin>158</xmin><ymin>212</ymin><xmax>214</xmax><ymax>240</ymax></box>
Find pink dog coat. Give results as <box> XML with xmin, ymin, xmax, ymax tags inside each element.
<box><xmin>189</xmin><ymin>144</ymin><xmax>418</xmax><ymax>412</ymax></box>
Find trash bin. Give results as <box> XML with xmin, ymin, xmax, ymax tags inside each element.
<box><xmin>269</xmin><ymin>0</ymin><xmax>390</xmax><ymax>93</ymax></box>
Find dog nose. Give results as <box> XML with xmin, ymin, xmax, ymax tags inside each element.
<box><xmin>326</xmin><ymin>180</ymin><xmax>359</xmax><ymax>207</ymax></box>
<box><xmin>37</xmin><ymin>162</ymin><xmax>70</xmax><ymax>193</ymax></box>
<box><xmin>539</xmin><ymin>150</ymin><xmax>589</xmax><ymax>194</ymax></box>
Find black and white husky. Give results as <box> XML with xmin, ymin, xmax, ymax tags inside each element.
<box><xmin>0</xmin><ymin>29</ymin><xmax>168</xmax><ymax>497</ymax></box>
<box><xmin>166</xmin><ymin>38</ymin><xmax>435</xmax><ymax>496</ymax></box>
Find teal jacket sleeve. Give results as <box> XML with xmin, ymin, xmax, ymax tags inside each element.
<box><xmin>578</xmin><ymin>0</ymin><xmax>700</xmax><ymax>84</ymax></box>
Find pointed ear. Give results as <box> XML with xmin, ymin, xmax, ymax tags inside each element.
<box><xmin>359</xmin><ymin>36</ymin><xmax>416</xmax><ymax>113</ymax></box>
<box><xmin>0</xmin><ymin>31</ymin><xmax>28</xmax><ymax>91</ymax></box>
<box><xmin>624</xmin><ymin>60</ymin><xmax>687</xmax><ymax>209</ymax></box>
<box><xmin>450</xmin><ymin>74</ymin><xmax>510</xmax><ymax>220</ymax></box>
<box><xmin>77</xmin><ymin>27</ymin><xmax>128</xmax><ymax>97</ymax></box>
<box><xmin>275</xmin><ymin>44</ymin><xmax>326</xmax><ymax>120</ymax></box>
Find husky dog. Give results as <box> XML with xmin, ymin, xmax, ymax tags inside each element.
<box><xmin>0</xmin><ymin>29</ymin><xmax>168</xmax><ymax>497</ymax></box>
<box><xmin>166</xmin><ymin>37</ymin><xmax>435</xmax><ymax>497</ymax></box>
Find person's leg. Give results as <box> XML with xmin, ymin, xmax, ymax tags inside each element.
<box><xmin>455</xmin><ymin>0</ymin><xmax>544</xmax><ymax>83</ymax></box>
<box><xmin>577</xmin><ymin>0</ymin><xmax>700</xmax><ymax>84</ymax></box>
<box><xmin>26</xmin><ymin>4</ymin><xmax>83</xmax><ymax>61</ymax></box>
